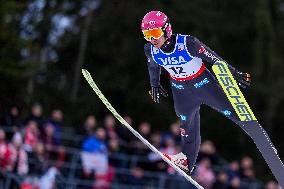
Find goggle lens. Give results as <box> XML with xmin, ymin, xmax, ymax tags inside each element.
<box><xmin>142</xmin><ymin>28</ymin><xmax>164</xmax><ymax>41</ymax></box>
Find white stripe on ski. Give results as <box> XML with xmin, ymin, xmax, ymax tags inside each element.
<box><xmin>82</xmin><ymin>69</ymin><xmax>204</xmax><ymax>189</ymax></box>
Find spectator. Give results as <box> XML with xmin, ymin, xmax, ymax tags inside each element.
<box><xmin>52</xmin><ymin>145</ymin><xmax>65</xmax><ymax>170</ymax></box>
<box><xmin>240</xmin><ymin>156</ymin><xmax>253</xmax><ymax>178</ymax></box>
<box><xmin>212</xmin><ymin>171</ymin><xmax>228</xmax><ymax>189</ymax></box>
<box><xmin>243</xmin><ymin>168</ymin><xmax>255</xmax><ymax>179</ymax></box>
<box><xmin>38</xmin><ymin>167</ymin><xmax>59</xmax><ymax>189</ymax></box>
<box><xmin>161</xmin><ymin>137</ymin><xmax>176</xmax><ymax>155</ymax></box>
<box><xmin>0</xmin><ymin>129</ymin><xmax>13</xmax><ymax>173</ymax></box>
<box><xmin>162</xmin><ymin>137</ymin><xmax>178</xmax><ymax>174</ymax></box>
<box><xmin>265</xmin><ymin>180</ymin><xmax>281</xmax><ymax>189</ymax></box>
<box><xmin>24</xmin><ymin>103</ymin><xmax>44</xmax><ymax>131</ymax></box>
<box><xmin>10</xmin><ymin>132</ymin><xmax>28</xmax><ymax>175</ymax></box>
<box><xmin>116</xmin><ymin>115</ymin><xmax>133</xmax><ymax>143</ymax></box>
<box><xmin>3</xmin><ymin>105</ymin><xmax>22</xmax><ymax>128</ymax></box>
<box><xmin>42</xmin><ymin>123</ymin><xmax>59</xmax><ymax>149</ymax></box>
<box><xmin>138</xmin><ymin>122</ymin><xmax>151</xmax><ymax>139</ymax></box>
<box><xmin>241</xmin><ymin>156</ymin><xmax>253</xmax><ymax>168</ymax></box>
<box><xmin>103</xmin><ymin>115</ymin><xmax>117</xmax><ymax>140</ymax></box>
<box><xmin>148</xmin><ymin>136</ymin><xmax>177</xmax><ymax>173</ymax></box>
<box><xmin>42</xmin><ymin>123</ymin><xmax>65</xmax><ymax>167</ymax></box>
<box><xmin>227</xmin><ymin>176</ymin><xmax>241</xmax><ymax>189</ymax></box>
<box><xmin>108</xmin><ymin>138</ymin><xmax>121</xmax><ymax>154</ymax></box>
<box><xmin>94</xmin><ymin>165</ymin><xmax>115</xmax><ymax>189</ymax></box>
<box><xmin>81</xmin><ymin>128</ymin><xmax>108</xmax><ymax>178</ymax></box>
<box><xmin>29</xmin><ymin>143</ymin><xmax>48</xmax><ymax>176</ymax></box>
<box><xmin>46</xmin><ymin>109</ymin><xmax>64</xmax><ymax>142</ymax></box>
<box><xmin>82</xmin><ymin>127</ymin><xmax>107</xmax><ymax>154</ymax></box>
<box><xmin>129</xmin><ymin>122</ymin><xmax>151</xmax><ymax>156</ymax></box>
<box><xmin>241</xmin><ymin>168</ymin><xmax>262</xmax><ymax>188</ymax></box>
<box><xmin>150</xmin><ymin>132</ymin><xmax>162</xmax><ymax>148</ymax></box>
<box><xmin>197</xmin><ymin>140</ymin><xmax>221</xmax><ymax>165</ymax></box>
<box><xmin>195</xmin><ymin>158</ymin><xmax>216</xmax><ymax>189</ymax></box>
<box><xmin>20</xmin><ymin>178</ymin><xmax>40</xmax><ymax>189</ymax></box>
<box><xmin>108</xmin><ymin>138</ymin><xmax>123</xmax><ymax>167</ymax></box>
<box><xmin>23</xmin><ymin>120</ymin><xmax>40</xmax><ymax>152</ymax></box>
<box><xmin>163</xmin><ymin>122</ymin><xmax>181</xmax><ymax>145</ymax></box>
<box><xmin>226</xmin><ymin>161</ymin><xmax>241</xmax><ymax>181</ymax></box>
<box><xmin>78</xmin><ymin>115</ymin><xmax>97</xmax><ymax>136</ymax></box>
<box><xmin>124</xmin><ymin>166</ymin><xmax>145</xmax><ymax>187</ymax></box>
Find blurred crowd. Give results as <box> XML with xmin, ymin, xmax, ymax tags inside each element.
<box><xmin>0</xmin><ymin>103</ymin><xmax>281</xmax><ymax>189</ymax></box>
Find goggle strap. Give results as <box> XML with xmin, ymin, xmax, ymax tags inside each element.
<box><xmin>162</xmin><ymin>23</ymin><xmax>168</xmax><ymax>31</ymax></box>
<box><xmin>161</xmin><ymin>18</ymin><xmax>170</xmax><ymax>30</ymax></box>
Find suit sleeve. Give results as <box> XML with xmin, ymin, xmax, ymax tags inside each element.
<box><xmin>186</xmin><ymin>36</ymin><xmax>236</xmax><ymax>73</ymax></box>
<box><xmin>144</xmin><ymin>43</ymin><xmax>161</xmax><ymax>87</ymax></box>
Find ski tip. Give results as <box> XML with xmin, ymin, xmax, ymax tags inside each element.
<box><xmin>82</xmin><ymin>69</ymin><xmax>89</xmax><ymax>75</ymax></box>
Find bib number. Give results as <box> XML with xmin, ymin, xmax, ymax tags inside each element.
<box><xmin>169</xmin><ymin>67</ymin><xmax>186</xmax><ymax>75</ymax></box>
<box><xmin>163</xmin><ymin>57</ymin><xmax>203</xmax><ymax>78</ymax></box>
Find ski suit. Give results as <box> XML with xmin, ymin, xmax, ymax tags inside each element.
<box><xmin>144</xmin><ymin>34</ymin><xmax>284</xmax><ymax>185</ymax></box>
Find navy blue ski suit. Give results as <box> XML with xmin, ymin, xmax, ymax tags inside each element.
<box><xmin>144</xmin><ymin>34</ymin><xmax>284</xmax><ymax>184</ymax></box>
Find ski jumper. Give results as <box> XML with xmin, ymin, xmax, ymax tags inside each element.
<box><xmin>144</xmin><ymin>34</ymin><xmax>284</xmax><ymax>184</ymax></box>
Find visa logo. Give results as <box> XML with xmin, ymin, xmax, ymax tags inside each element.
<box><xmin>158</xmin><ymin>56</ymin><xmax>187</xmax><ymax>65</ymax></box>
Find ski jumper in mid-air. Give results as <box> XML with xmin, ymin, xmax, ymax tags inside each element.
<box><xmin>141</xmin><ymin>10</ymin><xmax>284</xmax><ymax>185</ymax></box>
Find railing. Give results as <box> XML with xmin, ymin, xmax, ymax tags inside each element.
<box><xmin>0</xmin><ymin>150</ymin><xmax>263</xmax><ymax>189</ymax></box>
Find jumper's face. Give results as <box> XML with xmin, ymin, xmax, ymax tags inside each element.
<box><xmin>142</xmin><ymin>27</ymin><xmax>166</xmax><ymax>48</ymax></box>
<box><xmin>150</xmin><ymin>35</ymin><xmax>166</xmax><ymax>48</ymax></box>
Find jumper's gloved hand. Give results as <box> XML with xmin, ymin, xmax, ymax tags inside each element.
<box><xmin>149</xmin><ymin>85</ymin><xmax>168</xmax><ymax>103</ymax></box>
<box><xmin>233</xmin><ymin>70</ymin><xmax>251</xmax><ymax>89</ymax></box>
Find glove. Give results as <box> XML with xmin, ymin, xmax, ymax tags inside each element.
<box><xmin>149</xmin><ymin>85</ymin><xmax>168</xmax><ymax>103</ymax></box>
<box><xmin>233</xmin><ymin>70</ymin><xmax>251</xmax><ymax>89</ymax></box>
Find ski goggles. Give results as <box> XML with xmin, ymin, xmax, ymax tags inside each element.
<box><xmin>142</xmin><ymin>28</ymin><xmax>164</xmax><ymax>41</ymax></box>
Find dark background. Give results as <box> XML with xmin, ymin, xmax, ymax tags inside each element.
<box><xmin>1</xmin><ymin>0</ymin><xmax>284</xmax><ymax>181</ymax></box>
